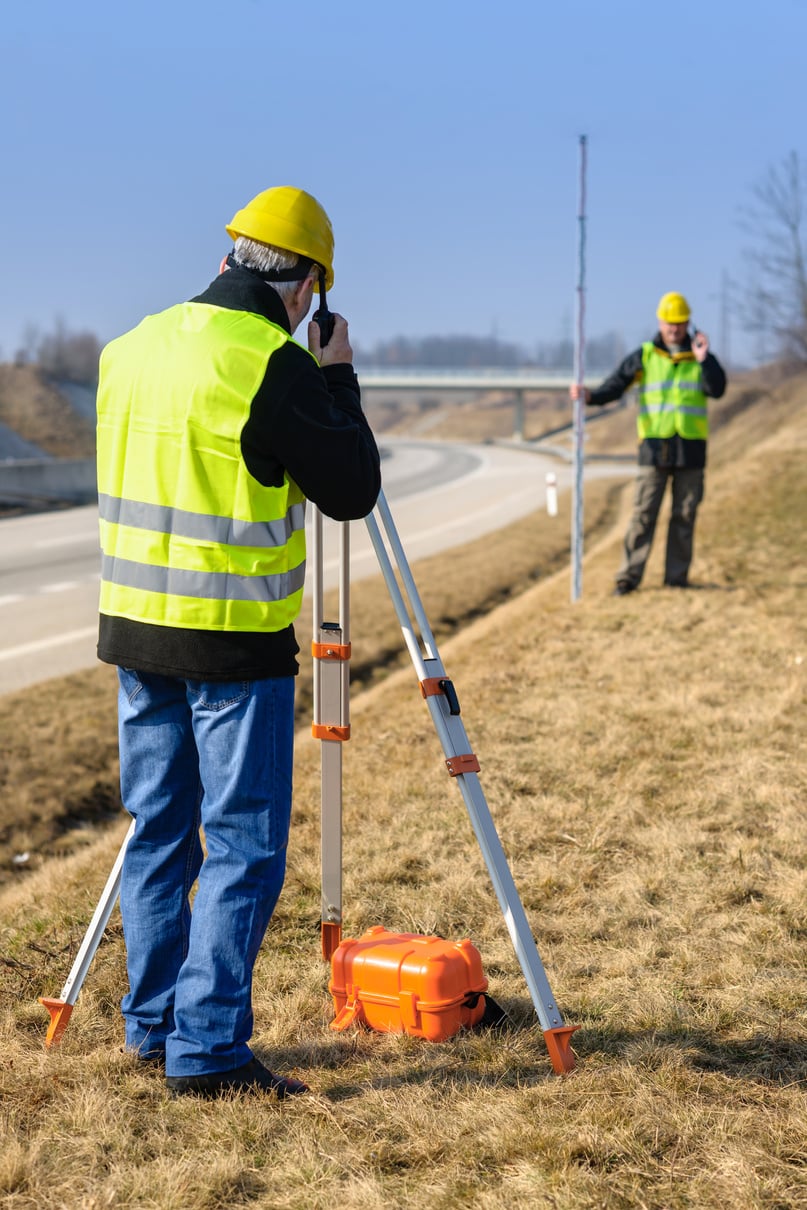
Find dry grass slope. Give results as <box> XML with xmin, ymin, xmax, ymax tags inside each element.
<box><xmin>0</xmin><ymin>369</ymin><xmax>805</xmax><ymax>1209</ymax></box>
<box><xmin>0</xmin><ymin>365</ymin><xmax>95</xmax><ymax>459</ymax></box>
<box><xmin>0</xmin><ymin>478</ymin><xmax>627</xmax><ymax>880</ymax></box>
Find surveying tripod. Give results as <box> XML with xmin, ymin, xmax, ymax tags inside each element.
<box><xmin>41</xmin><ymin>489</ymin><xmax>577</xmax><ymax>1074</ymax></box>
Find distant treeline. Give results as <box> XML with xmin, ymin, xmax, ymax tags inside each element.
<box><xmin>8</xmin><ymin>320</ymin><xmax>629</xmax><ymax>382</ymax></box>
<box><xmin>353</xmin><ymin>330</ymin><xmax>627</xmax><ymax>370</ymax></box>
<box><xmin>12</xmin><ymin>319</ymin><xmax>102</xmax><ymax>386</ymax></box>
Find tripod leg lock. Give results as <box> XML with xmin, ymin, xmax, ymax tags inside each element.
<box><xmin>312</xmin><ymin>640</ymin><xmax>351</xmax><ymax>661</ymax></box>
<box><xmin>420</xmin><ymin>677</ymin><xmax>461</xmax><ymax>715</ymax></box>
<box><xmin>312</xmin><ymin>723</ymin><xmax>351</xmax><ymax>742</ymax></box>
<box><xmin>445</xmin><ymin>753</ymin><xmax>481</xmax><ymax>777</ymax></box>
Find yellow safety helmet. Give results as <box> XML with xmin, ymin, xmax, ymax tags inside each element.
<box><xmin>656</xmin><ymin>291</ymin><xmax>691</xmax><ymax>323</ymax></box>
<box><xmin>226</xmin><ymin>186</ymin><xmax>334</xmax><ymax>291</ymax></box>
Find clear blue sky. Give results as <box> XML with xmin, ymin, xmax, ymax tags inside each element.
<box><xmin>2</xmin><ymin>0</ymin><xmax>805</xmax><ymax>367</ymax></box>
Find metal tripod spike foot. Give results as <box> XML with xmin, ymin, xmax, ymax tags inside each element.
<box><xmin>363</xmin><ymin>490</ymin><xmax>578</xmax><ymax>1074</ymax></box>
<box><xmin>39</xmin><ymin>818</ymin><xmax>135</xmax><ymax>1047</ymax></box>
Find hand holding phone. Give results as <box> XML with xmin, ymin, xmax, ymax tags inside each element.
<box><xmin>691</xmin><ymin>326</ymin><xmax>709</xmax><ymax>362</ymax></box>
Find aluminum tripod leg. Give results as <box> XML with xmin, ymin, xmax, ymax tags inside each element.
<box><xmin>311</xmin><ymin>506</ymin><xmax>351</xmax><ymax>960</ymax></box>
<box><xmin>40</xmin><ymin>818</ymin><xmax>135</xmax><ymax>1047</ymax></box>
<box><xmin>364</xmin><ymin>491</ymin><xmax>578</xmax><ymax>1073</ymax></box>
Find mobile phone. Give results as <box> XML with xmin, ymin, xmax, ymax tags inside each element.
<box><xmin>313</xmin><ymin>271</ymin><xmax>335</xmax><ymax>347</ymax></box>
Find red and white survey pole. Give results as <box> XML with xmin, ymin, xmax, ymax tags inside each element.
<box><xmin>571</xmin><ymin>134</ymin><xmax>587</xmax><ymax>603</ymax></box>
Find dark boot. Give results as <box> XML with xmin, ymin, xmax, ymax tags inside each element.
<box><xmin>166</xmin><ymin>1057</ymin><xmax>309</xmax><ymax>1099</ymax></box>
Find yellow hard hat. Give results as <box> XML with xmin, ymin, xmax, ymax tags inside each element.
<box><xmin>226</xmin><ymin>186</ymin><xmax>334</xmax><ymax>291</ymax></box>
<box><xmin>656</xmin><ymin>291</ymin><xmax>691</xmax><ymax>323</ymax></box>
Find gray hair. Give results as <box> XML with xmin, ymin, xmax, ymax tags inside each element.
<box><xmin>231</xmin><ymin>235</ymin><xmax>315</xmax><ymax>304</ymax></box>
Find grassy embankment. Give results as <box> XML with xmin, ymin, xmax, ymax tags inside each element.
<box><xmin>0</xmin><ymin>368</ymin><xmax>805</xmax><ymax>1208</ymax></box>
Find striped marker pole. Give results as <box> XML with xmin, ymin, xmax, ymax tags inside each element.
<box><xmin>571</xmin><ymin>134</ymin><xmax>587</xmax><ymax>602</ymax></box>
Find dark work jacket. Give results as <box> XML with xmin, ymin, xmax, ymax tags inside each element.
<box><xmin>97</xmin><ymin>267</ymin><xmax>381</xmax><ymax>679</ymax></box>
<box><xmin>588</xmin><ymin>333</ymin><xmax>727</xmax><ymax>469</ymax></box>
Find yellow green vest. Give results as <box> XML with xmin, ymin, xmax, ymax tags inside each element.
<box><xmin>96</xmin><ymin>302</ymin><xmax>308</xmax><ymax>632</ymax></box>
<box><xmin>637</xmin><ymin>342</ymin><xmax>708</xmax><ymax>441</ymax></box>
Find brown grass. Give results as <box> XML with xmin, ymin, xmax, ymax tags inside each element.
<box><xmin>0</xmin><ymin>365</ymin><xmax>95</xmax><ymax>459</ymax></box>
<box><xmin>0</xmin><ymin>478</ymin><xmax>627</xmax><ymax>881</ymax></box>
<box><xmin>0</xmin><ymin>368</ymin><xmax>806</xmax><ymax>1209</ymax></box>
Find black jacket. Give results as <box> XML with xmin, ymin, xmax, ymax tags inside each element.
<box><xmin>588</xmin><ymin>333</ymin><xmax>727</xmax><ymax>469</ymax></box>
<box><xmin>97</xmin><ymin>268</ymin><xmax>381</xmax><ymax>679</ymax></box>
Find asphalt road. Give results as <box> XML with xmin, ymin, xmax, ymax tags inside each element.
<box><xmin>0</xmin><ymin>440</ymin><xmax>632</xmax><ymax>695</ymax></box>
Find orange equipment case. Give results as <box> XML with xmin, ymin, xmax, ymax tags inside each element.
<box><xmin>328</xmin><ymin>926</ymin><xmax>489</xmax><ymax>1042</ymax></box>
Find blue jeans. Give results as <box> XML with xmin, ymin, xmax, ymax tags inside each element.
<box><xmin>116</xmin><ymin>669</ymin><xmax>295</xmax><ymax>1076</ymax></box>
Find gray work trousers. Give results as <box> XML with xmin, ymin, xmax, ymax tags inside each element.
<box><xmin>617</xmin><ymin>465</ymin><xmax>704</xmax><ymax>589</ymax></box>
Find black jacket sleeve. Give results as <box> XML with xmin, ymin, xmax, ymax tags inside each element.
<box><xmin>698</xmin><ymin>353</ymin><xmax>727</xmax><ymax>399</ymax></box>
<box><xmin>587</xmin><ymin>347</ymin><xmax>645</xmax><ymax>407</ymax></box>
<box><xmin>240</xmin><ymin>342</ymin><xmax>381</xmax><ymax>521</ymax></box>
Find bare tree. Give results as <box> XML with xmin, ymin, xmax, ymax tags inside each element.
<box><xmin>13</xmin><ymin>323</ymin><xmax>40</xmax><ymax>367</ymax></box>
<box><xmin>34</xmin><ymin>318</ymin><xmax>102</xmax><ymax>384</ymax></box>
<box><xmin>741</xmin><ymin>150</ymin><xmax>807</xmax><ymax>363</ymax></box>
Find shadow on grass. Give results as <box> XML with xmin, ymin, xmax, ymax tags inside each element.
<box><xmin>574</xmin><ymin>1024</ymin><xmax>807</xmax><ymax>1086</ymax></box>
<box><xmin>266</xmin><ymin>1012</ymin><xmax>807</xmax><ymax>1102</ymax></box>
<box><xmin>261</xmin><ymin>1009</ymin><xmax>552</xmax><ymax>1103</ymax></box>
<box><xmin>634</xmin><ymin>581</ymin><xmax>738</xmax><ymax>594</ymax></box>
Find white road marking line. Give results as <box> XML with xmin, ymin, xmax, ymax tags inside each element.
<box><xmin>0</xmin><ymin>574</ymin><xmax>99</xmax><ymax>607</ymax></box>
<box><xmin>40</xmin><ymin>581</ymin><xmax>79</xmax><ymax>594</ymax></box>
<box><xmin>0</xmin><ymin>626</ymin><xmax>98</xmax><ymax>663</ymax></box>
<box><xmin>34</xmin><ymin>532</ymin><xmax>97</xmax><ymax>549</ymax></box>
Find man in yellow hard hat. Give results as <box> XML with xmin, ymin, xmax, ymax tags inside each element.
<box><xmin>95</xmin><ymin>187</ymin><xmax>381</xmax><ymax>1097</ymax></box>
<box><xmin>570</xmin><ymin>291</ymin><xmax>726</xmax><ymax>593</ymax></box>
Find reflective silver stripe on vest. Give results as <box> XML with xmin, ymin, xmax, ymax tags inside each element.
<box><xmin>639</xmin><ymin>403</ymin><xmax>707</xmax><ymax>416</ymax></box>
<box><xmin>101</xmin><ymin>554</ymin><xmax>306</xmax><ymax>602</ymax></box>
<box><xmin>638</xmin><ymin>380</ymin><xmax>703</xmax><ymax>395</ymax></box>
<box><xmin>638</xmin><ymin>403</ymin><xmax>677</xmax><ymax>420</ymax></box>
<box><xmin>98</xmin><ymin>493</ymin><xmax>305</xmax><ymax>547</ymax></box>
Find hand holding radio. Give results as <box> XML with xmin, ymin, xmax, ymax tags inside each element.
<box><xmin>309</xmin><ymin>313</ymin><xmax>353</xmax><ymax>366</ymax></box>
<box><xmin>313</xmin><ymin>295</ymin><xmax>334</xmax><ymax>351</ymax></box>
<box><xmin>309</xmin><ymin>270</ymin><xmax>353</xmax><ymax>366</ymax></box>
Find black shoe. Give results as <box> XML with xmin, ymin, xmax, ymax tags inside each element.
<box><xmin>166</xmin><ymin>1056</ymin><xmax>309</xmax><ymax>1100</ymax></box>
<box><xmin>613</xmin><ymin>581</ymin><xmax>636</xmax><ymax>596</ymax></box>
<box><xmin>664</xmin><ymin>580</ymin><xmax>689</xmax><ymax>588</ymax></box>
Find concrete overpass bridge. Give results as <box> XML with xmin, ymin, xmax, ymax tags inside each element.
<box><xmin>356</xmin><ymin>367</ymin><xmax>604</xmax><ymax>441</ymax></box>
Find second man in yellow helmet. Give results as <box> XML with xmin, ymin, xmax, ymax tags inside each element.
<box><xmin>571</xmin><ymin>291</ymin><xmax>726</xmax><ymax>594</ymax></box>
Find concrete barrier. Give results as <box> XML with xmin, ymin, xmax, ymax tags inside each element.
<box><xmin>0</xmin><ymin>458</ymin><xmax>96</xmax><ymax>505</ymax></box>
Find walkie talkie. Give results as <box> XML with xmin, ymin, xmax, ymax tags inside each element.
<box><xmin>313</xmin><ymin>270</ymin><xmax>335</xmax><ymax>348</ymax></box>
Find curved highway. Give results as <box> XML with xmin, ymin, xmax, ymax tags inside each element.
<box><xmin>0</xmin><ymin>440</ymin><xmax>632</xmax><ymax>694</ymax></box>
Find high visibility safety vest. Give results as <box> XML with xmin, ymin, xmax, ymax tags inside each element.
<box><xmin>636</xmin><ymin>342</ymin><xmax>708</xmax><ymax>441</ymax></box>
<box><xmin>96</xmin><ymin>302</ymin><xmax>308</xmax><ymax>633</ymax></box>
